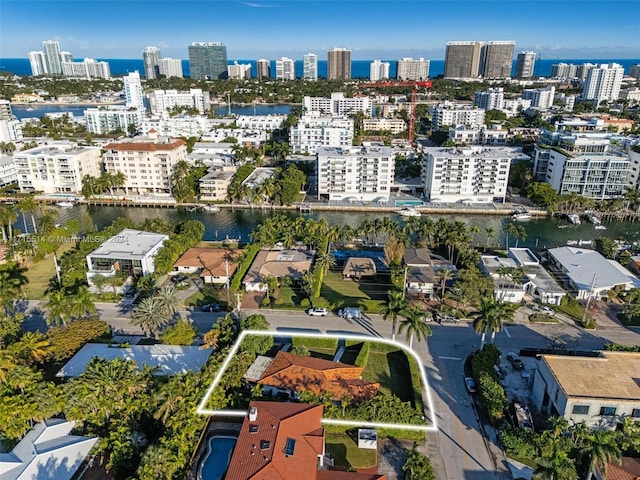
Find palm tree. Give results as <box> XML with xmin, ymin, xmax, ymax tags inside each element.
<box><xmin>484</xmin><ymin>227</ymin><xmax>495</xmax><ymax>251</ymax></box>
<box><xmin>68</xmin><ymin>286</ymin><xmax>97</xmax><ymax>320</ymax></box>
<box><xmin>0</xmin><ymin>205</ymin><xmax>17</xmax><ymax>240</ymax></box>
<box><xmin>17</xmin><ymin>196</ymin><xmax>39</xmax><ymax>234</ymax></box>
<box><xmin>10</xmin><ymin>331</ymin><xmax>50</xmax><ymax>365</ymax></box>
<box><xmin>505</xmin><ymin>222</ymin><xmax>518</xmax><ymax>249</ymax></box>
<box><xmin>44</xmin><ymin>289</ymin><xmax>71</xmax><ymax>326</ymax></box>
<box><xmin>436</xmin><ymin>268</ymin><xmax>454</xmax><ymax>310</ymax></box>
<box><xmin>315</xmin><ymin>252</ymin><xmax>336</xmax><ymax>275</ymax></box>
<box><xmin>379</xmin><ymin>290</ymin><xmax>408</xmax><ymax>341</ymax></box>
<box><xmin>471</xmin><ymin>297</ymin><xmax>511</xmax><ymax>349</ymax></box>
<box><xmin>580</xmin><ymin>429</ymin><xmax>621</xmax><ymax>480</ymax></box>
<box><xmin>398</xmin><ymin>305</ymin><xmax>432</xmax><ymax>349</ymax></box>
<box><xmin>38</xmin><ymin>209</ymin><xmax>59</xmax><ymax>234</ymax></box>
<box><xmin>132</xmin><ymin>296</ymin><xmax>171</xmax><ymax>338</ymax></box>
<box><xmin>533</xmin><ymin>440</ymin><xmax>577</xmax><ymax>480</ymax></box>
<box><xmin>156</xmin><ymin>285</ymin><xmax>184</xmax><ymax>318</ymax></box>
<box><xmin>112</xmin><ymin>171</ymin><xmax>127</xmax><ymax>195</ymax></box>
<box><xmin>0</xmin><ymin>271</ymin><xmax>22</xmax><ymax>316</ymax></box>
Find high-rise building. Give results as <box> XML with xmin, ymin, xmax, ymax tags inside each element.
<box><xmin>327</xmin><ymin>48</ymin><xmax>351</xmax><ymax>80</ymax></box>
<box><xmin>630</xmin><ymin>64</ymin><xmax>640</xmax><ymax>80</ymax></box>
<box><xmin>158</xmin><ymin>58</ymin><xmax>183</xmax><ymax>78</ymax></box>
<box><xmin>84</xmin><ymin>107</ymin><xmax>143</xmax><ymax>134</ymax></box>
<box><xmin>0</xmin><ymin>100</ymin><xmax>12</xmax><ymax>120</ymax></box>
<box><xmin>396</xmin><ymin>58</ymin><xmax>430</xmax><ymax>80</ymax></box>
<box><xmin>123</xmin><ymin>71</ymin><xmax>144</xmax><ymax>110</ymax></box>
<box><xmin>551</xmin><ymin>63</ymin><xmax>578</xmax><ymax>79</ymax></box>
<box><xmin>577</xmin><ymin>63</ymin><xmax>598</xmax><ymax>80</ymax></box>
<box><xmin>147</xmin><ymin>89</ymin><xmax>211</xmax><ymax>115</ymax></box>
<box><xmin>43</xmin><ymin>40</ymin><xmax>63</xmax><ymax>75</ymax></box>
<box><xmin>523</xmin><ymin>86</ymin><xmax>555</xmax><ymax>110</ymax></box>
<box><xmin>28</xmin><ymin>51</ymin><xmax>48</xmax><ymax>76</ymax></box>
<box><xmin>143</xmin><ymin>46</ymin><xmax>161</xmax><ymax>79</ymax></box>
<box><xmin>61</xmin><ymin>58</ymin><xmax>111</xmax><ymax>79</ymax></box>
<box><xmin>582</xmin><ymin>63</ymin><xmax>624</xmax><ymax>105</ymax></box>
<box><xmin>369</xmin><ymin>60</ymin><xmax>390</xmax><ymax>81</ymax></box>
<box><xmin>275</xmin><ymin>57</ymin><xmax>296</xmax><ymax>80</ymax></box>
<box><xmin>515</xmin><ymin>51</ymin><xmax>536</xmax><ymax>79</ymax></box>
<box><xmin>474</xmin><ymin>88</ymin><xmax>505</xmax><ymax>111</ymax></box>
<box><xmin>481</xmin><ymin>41</ymin><xmax>515</xmax><ymax>79</ymax></box>
<box><xmin>290</xmin><ymin>113</ymin><xmax>354</xmax><ymax>155</ymax></box>
<box><xmin>256</xmin><ymin>59</ymin><xmax>270</xmax><ymax>80</ymax></box>
<box><xmin>303</xmin><ymin>53</ymin><xmax>318</xmax><ymax>81</ymax></box>
<box><xmin>303</xmin><ymin>92</ymin><xmax>372</xmax><ymax>117</ymax></box>
<box><xmin>444</xmin><ymin>41</ymin><xmax>484</xmax><ymax>79</ymax></box>
<box><xmin>60</xmin><ymin>52</ymin><xmax>73</xmax><ymax>63</ymax></box>
<box><xmin>430</xmin><ymin>102</ymin><xmax>486</xmax><ymax>130</ymax></box>
<box><xmin>227</xmin><ymin>61</ymin><xmax>251</xmax><ymax>80</ymax></box>
<box><xmin>188</xmin><ymin>42</ymin><xmax>228</xmax><ymax>80</ymax></box>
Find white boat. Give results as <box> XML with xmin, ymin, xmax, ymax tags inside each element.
<box><xmin>512</xmin><ymin>211</ymin><xmax>532</xmax><ymax>221</ymax></box>
<box><xmin>26</xmin><ymin>107</ymin><xmax>34</xmax><ymax>111</ymax></box>
<box><xmin>595</xmin><ymin>225</ymin><xmax>607</xmax><ymax>230</ymax></box>
<box><xmin>202</xmin><ymin>205</ymin><xmax>220</xmax><ymax>213</ymax></box>
<box><xmin>567</xmin><ymin>214</ymin><xmax>581</xmax><ymax>225</ymax></box>
<box><xmin>578</xmin><ymin>239</ymin><xmax>593</xmax><ymax>246</ymax></box>
<box><xmin>566</xmin><ymin>240</ymin><xmax>579</xmax><ymax>246</ymax></box>
<box><xmin>55</xmin><ymin>201</ymin><xmax>75</xmax><ymax>207</ymax></box>
<box><xmin>586</xmin><ymin>213</ymin><xmax>601</xmax><ymax>225</ymax></box>
<box><xmin>396</xmin><ymin>207</ymin><xmax>421</xmax><ymax>218</ymax></box>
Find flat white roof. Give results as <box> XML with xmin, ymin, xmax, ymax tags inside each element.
<box><xmin>548</xmin><ymin>246</ymin><xmax>640</xmax><ymax>291</ymax></box>
<box><xmin>56</xmin><ymin>343</ymin><xmax>213</xmax><ymax>377</ymax></box>
<box><xmin>88</xmin><ymin>229</ymin><xmax>168</xmax><ymax>260</ymax></box>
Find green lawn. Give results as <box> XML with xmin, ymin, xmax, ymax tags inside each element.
<box><xmin>23</xmin><ymin>243</ymin><xmax>75</xmax><ymax>300</ymax></box>
<box><xmin>308</xmin><ymin>347</ymin><xmax>337</xmax><ymax>361</ymax></box>
<box><xmin>320</xmin><ymin>271</ymin><xmax>389</xmax><ymax>313</ymax></box>
<box><xmin>325</xmin><ymin>432</ymin><xmax>377</xmax><ymax>470</ymax></box>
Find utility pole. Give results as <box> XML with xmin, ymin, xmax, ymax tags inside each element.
<box><xmin>581</xmin><ymin>274</ymin><xmax>597</xmax><ymax>326</ymax></box>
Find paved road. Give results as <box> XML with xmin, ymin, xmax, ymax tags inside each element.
<box><xmin>22</xmin><ymin>302</ymin><xmax>640</xmax><ymax>480</ymax></box>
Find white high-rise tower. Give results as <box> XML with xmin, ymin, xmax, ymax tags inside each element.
<box><xmin>43</xmin><ymin>40</ymin><xmax>63</xmax><ymax>75</ymax></box>
<box><xmin>582</xmin><ymin>63</ymin><xmax>624</xmax><ymax>105</ymax></box>
<box><xmin>369</xmin><ymin>60</ymin><xmax>390</xmax><ymax>81</ymax></box>
<box><xmin>143</xmin><ymin>47</ymin><xmax>161</xmax><ymax>79</ymax></box>
<box><xmin>123</xmin><ymin>71</ymin><xmax>144</xmax><ymax>109</ymax></box>
<box><xmin>303</xmin><ymin>53</ymin><xmax>318</xmax><ymax>80</ymax></box>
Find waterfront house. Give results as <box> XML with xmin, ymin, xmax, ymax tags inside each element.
<box><xmin>173</xmin><ymin>247</ymin><xmax>241</xmax><ymax>284</ymax></box>
<box><xmin>403</xmin><ymin>248</ymin><xmax>436</xmax><ymax>298</ymax></box>
<box><xmin>243</xmin><ymin>248</ymin><xmax>315</xmax><ymax>292</ymax></box>
<box><xmin>531</xmin><ymin>352</ymin><xmax>640</xmax><ymax>428</ymax></box>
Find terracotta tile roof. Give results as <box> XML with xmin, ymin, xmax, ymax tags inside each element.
<box><xmin>173</xmin><ymin>247</ymin><xmax>240</xmax><ymax>278</ymax></box>
<box><xmin>244</xmin><ymin>249</ymin><xmax>315</xmax><ymax>285</ymax></box>
<box><xmin>225</xmin><ymin>401</ymin><xmax>325</xmax><ymax>480</ymax></box>
<box><xmin>601</xmin><ymin>458</ymin><xmax>640</xmax><ymax>480</ymax></box>
<box><xmin>316</xmin><ymin>472</ymin><xmax>386</xmax><ymax>480</ymax></box>
<box><xmin>258</xmin><ymin>352</ymin><xmax>379</xmax><ymax>401</ymax></box>
<box><xmin>104</xmin><ymin>138</ymin><xmax>186</xmax><ymax>152</ymax></box>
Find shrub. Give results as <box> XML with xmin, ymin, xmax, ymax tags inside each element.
<box><xmin>499</xmin><ymin>426</ymin><xmax>539</xmax><ymax>462</ymax></box>
<box><xmin>292</xmin><ymin>336</ymin><xmax>338</xmax><ymax>350</ymax></box>
<box><xmin>354</xmin><ymin>342</ymin><xmax>370</xmax><ymax>368</ymax></box>
<box><xmin>477</xmin><ymin>372</ymin><xmax>508</xmax><ymax>423</ymax></box>
<box><xmin>46</xmin><ymin>319</ymin><xmax>111</xmax><ymax>361</ymax></box>
<box><xmin>300</xmin><ymin>298</ymin><xmax>310</xmax><ymax>308</ymax></box>
<box><xmin>231</xmin><ymin>243</ymin><xmax>260</xmax><ymax>291</ymax></box>
<box><xmin>260</xmin><ymin>296</ymin><xmax>271</xmax><ymax>308</ymax></box>
<box><xmin>161</xmin><ymin>320</ymin><xmax>197</xmax><ymax>345</ymax></box>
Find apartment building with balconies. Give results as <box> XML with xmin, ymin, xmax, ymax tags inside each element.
<box><xmin>290</xmin><ymin>113</ymin><xmax>354</xmax><ymax>155</ymax></box>
<box><xmin>430</xmin><ymin>102</ymin><xmax>486</xmax><ymax>130</ymax></box>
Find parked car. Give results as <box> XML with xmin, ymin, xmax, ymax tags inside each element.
<box><xmin>175</xmin><ymin>280</ymin><xmax>190</xmax><ymax>289</ymax></box>
<box><xmin>464</xmin><ymin>377</ymin><xmax>477</xmax><ymax>393</ymax></box>
<box><xmin>306</xmin><ymin>307</ymin><xmax>328</xmax><ymax>316</ymax></box>
<box><xmin>171</xmin><ymin>274</ymin><xmax>187</xmax><ymax>284</ymax></box>
<box><xmin>541</xmin><ymin>306</ymin><xmax>555</xmax><ymax>315</ymax></box>
<box><xmin>201</xmin><ymin>303</ymin><xmax>221</xmax><ymax>312</ymax></box>
<box><xmin>338</xmin><ymin>307</ymin><xmax>362</xmax><ymax>320</ymax></box>
<box><xmin>507</xmin><ymin>352</ymin><xmax>524</xmax><ymax>370</ymax></box>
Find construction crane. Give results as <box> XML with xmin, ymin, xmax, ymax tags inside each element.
<box><xmin>358</xmin><ymin>80</ymin><xmax>432</xmax><ymax>143</ymax></box>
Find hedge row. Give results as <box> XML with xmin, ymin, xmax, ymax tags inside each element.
<box><xmin>231</xmin><ymin>243</ymin><xmax>260</xmax><ymax>291</ymax></box>
<box><xmin>291</xmin><ymin>336</ymin><xmax>339</xmax><ymax>350</ymax></box>
<box><xmin>354</xmin><ymin>342</ymin><xmax>371</xmax><ymax>368</ymax></box>
<box><xmin>471</xmin><ymin>345</ymin><xmax>508</xmax><ymax>424</ymax></box>
<box><xmin>312</xmin><ymin>237</ymin><xmax>329</xmax><ymax>299</ymax></box>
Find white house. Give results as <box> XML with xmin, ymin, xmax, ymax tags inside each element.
<box><xmin>509</xmin><ymin>248</ymin><xmax>566</xmax><ymax>305</ymax></box>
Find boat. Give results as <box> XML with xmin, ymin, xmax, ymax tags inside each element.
<box><xmin>396</xmin><ymin>207</ymin><xmax>421</xmax><ymax>218</ymax></box>
<box><xmin>202</xmin><ymin>205</ymin><xmax>221</xmax><ymax>213</ymax></box>
<box><xmin>578</xmin><ymin>239</ymin><xmax>593</xmax><ymax>246</ymax></box>
<box><xmin>512</xmin><ymin>211</ymin><xmax>532</xmax><ymax>221</ymax></box>
<box><xmin>566</xmin><ymin>240</ymin><xmax>579</xmax><ymax>246</ymax></box>
<box><xmin>26</xmin><ymin>107</ymin><xmax>34</xmax><ymax>111</ymax></box>
<box><xmin>55</xmin><ymin>201</ymin><xmax>75</xmax><ymax>207</ymax></box>
<box><xmin>567</xmin><ymin>214</ymin><xmax>581</xmax><ymax>225</ymax></box>
<box><xmin>595</xmin><ymin>225</ymin><xmax>607</xmax><ymax>230</ymax></box>
<box><xmin>586</xmin><ymin>213</ymin><xmax>601</xmax><ymax>225</ymax></box>
<box><xmin>186</xmin><ymin>206</ymin><xmax>202</xmax><ymax>213</ymax></box>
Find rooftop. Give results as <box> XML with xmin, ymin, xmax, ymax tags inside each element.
<box><xmin>542</xmin><ymin>351</ymin><xmax>640</xmax><ymax>401</ymax></box>
<box><xmin>403</xmin><ymin>247</ymin><xmax>431</xmax><ymax>267</ymax></box>
<box><xmin>173</xmin><ymin>247</ymin><xmax>241</xmax><ymax>277</ymax></box>
<box><xmin>242</xmin><ymin>167</ymin><xmax>276</xmax><ymax>188</ymax></box>
<box><xmin>104</xmin><ymin>137</ymin><xmax>186</xmax><ymax>152</ymax></box>
<box><xmin>423</xmin><ymin>145</ymin><xmax>530</xmax><ymax>161</ymax></box>
<box><xmin>87</xmin><ymin>229</ymin><xmax>168</xmax><ymax>260</ymax></box>
<box><xmin>244</xmin><ymin>249</ymin><xmax>315</xmax><ymax>285</ymax></box>
<box><xmin>508</xmin><ymin>248</ymin><xmax>540</xmax><ymax>266</ymax></box>
<box><xmin>56</xmin><ymin>343</ymin><xmax>213</xmax><ymax>377</ymax></box>
<box><xmin>343</xmin><ymin>257</ymin><xmax>377</xmax><ymax>277</ymax></box>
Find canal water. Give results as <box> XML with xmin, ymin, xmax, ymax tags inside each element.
<box><xmin>32</xmin><ymin>205</ymin><xmax>640</xmax><ymax>252</ymax></box>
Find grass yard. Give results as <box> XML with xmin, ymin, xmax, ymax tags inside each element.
<box><xmin>307</xmin><ymin>347</ymin><xmax>337</xmax><ymax>361</ymax></box>
<box><xmin>325</xmin><ymin>432</ymin><xmax>377</xmax><ymax>470</ymax></box>
<box><xmin>320</xmin><ymin>271</ymin><xmax>389</xmax><ymax>313</ymax></box>
<box><xmin>23</xmin><ymin>242</ymin><xmax>75</xmax><ymax>300</ymax></box>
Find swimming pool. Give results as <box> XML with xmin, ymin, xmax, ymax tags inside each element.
<box><xmin>198</xmin><ymin>435</ymin><xmax>237</xmax><ymax>480</ymax></box>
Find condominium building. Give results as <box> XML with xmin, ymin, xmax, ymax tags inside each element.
<box><xmin>481</xmin><ymin>41</ymin><xmax>515</xmax><ymax>79</ymax></box>
<box><xmin>158</xmin><ymin>58</ymin><xmax>183</xmax><ymax>78</ymax></box>
<box><xmin>533</xmin><ymin>139</ymin><xmax>630</xmax><ymax>199</ymax></box>
<box><xmin>362</xmin><ymin>118</ymin><xmax>406</xmax><ymax>134</ymax></box>
<box><xmin>551</xmin><ymin>63</ymin><xmax>578</xmax><ymax>79</ymax></box>
<box><xmin>515</xmin><ymin>51</ymin><xmax>536</xmax><ymax>79</ymax></box>
<box><xmin>523</xmin><ymin>86</ymin><xmax>555</xmax><ymax>110</ymax></box>
<box><xmin>61</xmin><ymin>58</ymin><xmax>111</xmax><ymax>79</ymax></box>
<box><xmin>43</xmin><ymin>40</ymin><xmax>63</xmax><ymax>75</ymax></box>
<box><xmin>147</xmin><ymin>89</ymin><xmax>211</xmax><ymax>115</ymax></box>
<box><xmin>123</xmin><ymin>71</ymin><xmax>145</xmax><ymax>109</ymax></box>
<box><xmin>582</xmin><ymin>63</ymin><xmax>624</xmax><ymax>105</ymax></box>
<box><xmin>303</xmin><ymin>53</ymin><xmax>318</xmax><ymax>80</ymax></box>
<box><xmin>256</xmin><ymin>59</ymin><xmax>270</xmax><ymax>80</ymax></box>
<box><xmin>227</xmin><ymin>61</ymin><xmax>251</xmax><ymax>80</ymax></box>
<box><xmin>369</xmin><ymin>60</ymin><xmax>390</xmax><ymax>81</ymax></box>
<box><xmin>444</xmin><ymin>41</ymin><xmax>484</xmax><ymax>79</ymax></box>
<box><xmin>290</xmin><ymin>113</ymin><xmax>354</xmax><ymax>155</ymax></box>
<box><xmin>447</xmin><ymin>125</ymin><xmax>509</xmax><ymax>146</ymax></box>
<box><xmin>577</xmin><ymin>63</ymin><xmax>598</xmax><ymax>80</ymax></box>
<box><xmin>14</xmin><ymin>142</ymin><xmax>102</xmax><ymax>194</ymax></box>
<box><xmin>317</xmin><ymin>145</ymin><xmax>395</xmax><ymax>202</ymax></box>
<box><xmin>430</xmin><ymin>102</ymin><xmax>486</xmax><ymax>130</ymax></box>
<box><xmin>502</xmin><ymin>98</ymin><xmax>532</xmax><ymax>117</ymax></box>
<box><xmin>630</xmin><ymin>64</ymin><xmax>640</xmax><ymax>80</ymax></box>
<box><xmin>421</xmin><ymin>146</ymin><xmax>525</xmax><ymax>203</ymax></box>
<box><xmin>327</xmin><ymin>48</ymin><xmax>351</xmax><ymax>80</ymax></box>
<box><xmin>84</xmin><ymin>107</ymin><xmax>144</xmax><ymax>135</ymax></box>
<box><xmin>142</xmin><ymin>46</ymin><xmax>161</xmax><ymax>79</ymax></box>
<box><xmin>198</xmin><ymin>166</ymin><xmax>235</xmax><ymax>201</ymax></box>
<box><xmin>303</xmin><ymin>92</ymin><xmax>372</xmax><ymax>116</ymax></box>
<box><xmin>188</xmin><ymin>42</ymin><xmax>228</xmax><ymax>80</ymax></box>
<box><xmin>275</xmin><ymin>57</ymin><xmax>296</xmax><ymax>80</ymax></box>
<box><xmin>0</xmin><ymin>119</ymin><xmax>23</xmax><ymax>142</ymax></box>
<box><xmin>139</xmin><ymin>116</ymin><xmax>216</xmax><ymax>138</ymax></box>
<box><xmin>0</xmin><ymin>100</ymin><xmax>12</xmax><ymax>120</ymax></box>
<box><xmin>0</xmin><ymin>156</ymin><xmax>18</xmax><ymax>187</ymax></box>
<box><xmin>396</xmin><ymin>57</ymin><xmax>430</xmax><ymax>80</ymax></box>
<box><xmin>474</xmin><ymin>88</ymin><xmax>504</xmax><ymax>111</ymax></box>
<box><xmin>28</xmin><ymin>51</ymin><xmax>48</xmax><ymax>76</ymax></box>
<box><xmin>236</xmin><ymin>115</ymin><xmax>286</xmax><ymax>131</ymax></box>
<box><xmin>102</xmin><ymin>135</ymin><xmax>187</xmax><ymax>195</ymax></box>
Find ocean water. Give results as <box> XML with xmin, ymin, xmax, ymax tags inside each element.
<box><xmin>2</xmin><ymin>57</ymin><xmax>639</xmax><ymax>79</ymax></box>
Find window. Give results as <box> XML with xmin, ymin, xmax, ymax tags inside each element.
<box><xmin>260</xmin><ymin>440</ymin><xmax>271</xmax><ymax>450</ymax></box>
<box><xmin>599</xmin><ymin>406</ymin><xmax>617</xmax><ymax>416</ymax></box>
<box><xmin>632</xmin><ymin>408</ymin><xmax>640</xmax><ymax>418</ymax></box>
<box><xmin>284</xmin><ymin>438</ymin><xmax>296</xmax><ymax>456</ymax></box>
<box><xmin>249</xmin><ymin>424</ymin><xmax>259</xmax><ymax>433</ymax></box>
<box><xmin>572</xmin><ymin>405</ymin><xmax>589</xmax><ymax>415</ymax></box>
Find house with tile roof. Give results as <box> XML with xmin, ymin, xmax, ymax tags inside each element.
<box><xmin>173</xmin><ymin>247</ymin><xmax>241</xmax><ymax>284</ymax></box>
<box><xmin>257</xmin><ymin>351</ymin><xmax>379</xmax><ymax>401</ymax></box>
<box><xmin>243</xmin><ymin>249</ymin><xmax>315</xmax><ymax>292</ymax></box>
<box><xmin>225</xmin><ymin>401</ymin><xmax>386</xmax><ymax>480</ymax></box>
<box><xmin>595</xmin><ymin>457</ymin><xmax>640</xmax><ymax>480</ymax></box>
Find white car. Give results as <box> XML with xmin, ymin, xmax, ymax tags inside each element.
<box><xmin>541</xmin><ymin>306</ymin><xmax>555</xmax><ymax>315</ymax></box>
<box><xmin>306</xmin><ymin>307</ymin><xmax>328</xmax><ymax>316</ymax></box>
<box><xmin>464</xmin><ymin>377</ymin><xmax>477</xmax><ymax>393</ymax></box>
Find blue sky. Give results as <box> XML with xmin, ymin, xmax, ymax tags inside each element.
<box><xmin>1</xmin><ymin>0</ymin><xmax>639</xmax><ymax>60</ymax></box>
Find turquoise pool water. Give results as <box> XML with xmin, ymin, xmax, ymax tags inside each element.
<box><xmin>198</xmin><ymin>436</ymin><xmax>237</xmax><ymax>480</ymax></box>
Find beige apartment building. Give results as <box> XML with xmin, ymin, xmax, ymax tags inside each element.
<box><xmin>102</xmin><ymin>135</ymin><xmax>187</xmax><ymax>195</ymax></box>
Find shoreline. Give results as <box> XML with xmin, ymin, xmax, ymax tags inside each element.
<box><xmin>11</xmin><ymin>101</ymin><xmax>125</xmax><ymax>107</ymax></box>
